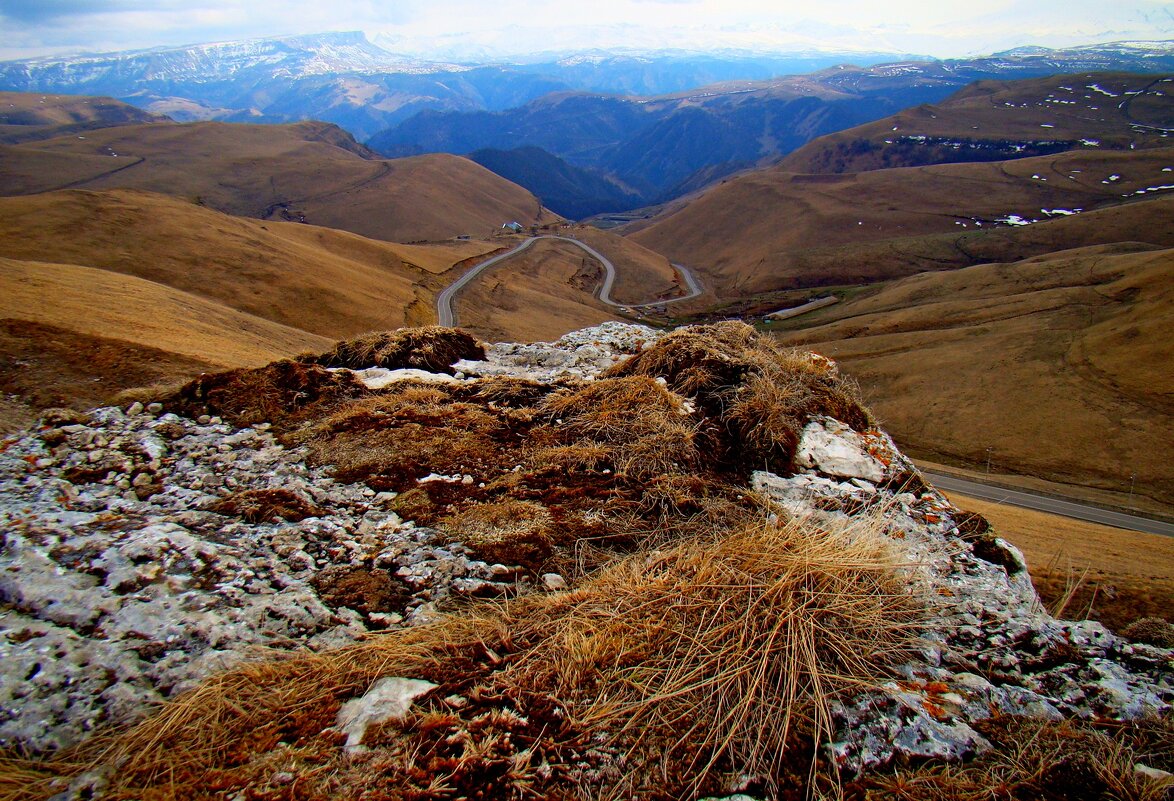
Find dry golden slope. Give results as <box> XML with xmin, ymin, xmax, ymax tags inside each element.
<box><xmin>0</xmin><ymin>119</ymin><xmax>559</xmax><ymax>242</ymax></box>
<box><xmin>0</xmin><ymin>91</ymin><xmax>169</xmax><ymax>144</ymax></box>
<box><xmin>780</xmin><ymin>72</ymin><xmax>1173</xmax><ymax>174</ymax></box>
<box><xmin>0</xmin><ymin>189</ymin><xmax>503</xmax><ymax>428</ymax></box>
<box><xmin>628</xmin><ymin>147</ymin><xmax>1174</xmax><ymax>297</ymax></box>
<box><xmin>0</xmin><ymin>256</ymin><xmax>331</xmax><ymax>368</ymax></box>
<box><xmin>0</xmin><ymin>189</ymin><xmax>498</xmax><ymax>339</ymax></box>
<box><xmin>773</xmin><ymin>243</ymin><xmax>1174</xmax><ymax>507</ymax></box>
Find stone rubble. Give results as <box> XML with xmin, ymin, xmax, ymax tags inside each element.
<box><xmin>751</xmin><ymin>416</ymin><xmax>1171</xmax><ymax>774</ymax></box>
<box><xmin>0</xmin><ymin>322</ymin><xmax>1169</xmax><ymax>779</ymax></box>
<box><xmin>0</xmin><ymin>407</ymin><xmax>521</xmax><ymax>753</ymax></box>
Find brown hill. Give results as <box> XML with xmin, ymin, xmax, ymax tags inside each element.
<box><xmin>627</xmin><ymin>146</ymin><xmax>1174</xmax><ymax>298</ymax></box>
<box><xmin>780</xmin><ymin>72</ymin><xmax>1173</xmax><ymax>174</ymax></box>
<box><xmin>0</xmin><ymin>91</ymin><xmax>169</xmax><ymax>144</ymax></box>
<box><xmin>0</xmin><ymin>119</ymin><xmax>558</xmax><ymax>241</ymax></box>
<box><xmin>771</xmin><ymin>243</ymin><xmax>1174</xmax><ymax>509</ymax></box>
<box><xmin>0</xmin><ymin>190</ymin><xmax>500</xmax><ymax>338</ymax></box>
<box><xmin>0</xmin><ymin>189</ymin><xmax>505</xmax><ymax>428</ymax></box>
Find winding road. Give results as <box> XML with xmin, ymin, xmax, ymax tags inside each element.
<box><xmin>924</xmin><ymin>471</ymin><xmax>1174</xmax><ymax>537</ymax></box>
<box><xmin>436</xmin><ymin>235</ymin><xmax>703</xmax><ymax>326</ymax></box>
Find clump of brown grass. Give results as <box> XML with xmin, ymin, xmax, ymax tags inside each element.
<box><xmin>507</xmin><ymin>515</ymin><xmax>920</xmax><ymax>798</ymax></box>
<box><xmin>314</xmin><ymin>326</ymin><xmax>484</xmax><ymax>374</ymax></box>
<box><xmin>533</xmin><ymin>376</ymin><xmax>703</xmax><ymax>482</ymax></box>
<box><xmin>1120</xmin><ymin>617</ymin><xmax>1174</xmax><ymax>648</ymax></box>
<box><xmin>857</xmin><ymin>715</ymin><xmax>1174</xmax><ymax>801</ymax></box>
<box><xmin>291</xmin><ymin>384</ymin><xmax>527</xmax><ymax>490</ymax></box>
<box><xmin>20</xmin><ymin>516</ymin><xmax>921</xmax><ymax>801</ymax></box>
<box><xmin>440</xmin><ymin>499</ymin><xmax>557</xmax><ymax>569</ymax></box>
<box><xmin>604</xmin><ymin>321</ymin><xmax>871</xmax><ymax>473</ymax></box>
<box><xmin>167</xmin><ymin>359</ymin><xmax>366</xmax><ymax>429</ymax></box>
<box><xmin>210</xmin><ymin>487</ymin><xmax>323</xmax><ymax>523</ymax></box>
<box><xmin>457</xmin><ymin>376</ymin><xmax>551</xmax><ymax>408</ymax></box>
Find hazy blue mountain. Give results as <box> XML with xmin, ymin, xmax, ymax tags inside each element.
<box><xmin>0</xmin><ymin>32</ymin><xmax>908</xmax><ymax>141</ymax></box>
<box><xmin>469</xmin><ymin>146</ymin><xmax>641</xmax><ymax>219</ymax></box>
<box><xmin>369</xmin><ymin>41</ymin><xmax>1174</xmax><ymax>212</ymax></box>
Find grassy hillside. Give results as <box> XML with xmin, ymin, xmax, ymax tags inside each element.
<box><xmin>0</xmin><ymin>119</ymin><xmax>559</xmax><ymax>242</ymax></box>
<box><xmin>780</xmin><ymin>72</ymin><xmax>1173</xmax><ymax>174</ymax></box>
<box><xmin>0</xmin><ymin>91</ymin><xmax>169</xmax><ymax>143</ymax></box>
<box><xmin>627</xmin><ymin>147</ymin><xmax>1174</xmax><ymax>297</ymax></box>
<box><xmin>0</xmin><ymin>254</ymin><xmax>335</xmax><ymax>432</ymax></box>
<box><xmin>0</xmin><ymin>189</ymin><xmax>510</xmax><ymax>426</ymax></box>
<box><xmin>0</xmin><ymin>190</ymin><xmax>500</xmax><ymax>338</ymax></box>
<box><xmin>772</xmin><ymin>243</ymin><xmax>1174</xmax><ymax>507</ymax></box>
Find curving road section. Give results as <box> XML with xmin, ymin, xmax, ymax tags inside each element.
<box><xmin>437</xmin><ymin>235</ymin><xmax>703</xmax><ymax>326</ymax></box>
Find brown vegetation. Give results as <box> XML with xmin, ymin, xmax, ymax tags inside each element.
<box><xmin>0</xmin><ymin>121</ymin><xmax>558</xmax><ymax>241</ymax></box>
<box><xmin>0</xmin><ymin>190</ymin><xmax>494</xmax><ymax>341</ymax></box>
<box><xmin>605</xmin><ymin>321</ymin><xmax>871</xmax><ymax>473</ymax></box>
<box><xmin>314</xmin><ymin>326</ymin><xmax>484</xmax><ymax>373</ymax></box>
<box><xmin>6</xmin><ymin>517</ymin><xmax>922</xmax><ymax>801</ymax></box>
<box><xmin>0</xmin><ymin>91</ymin><xmax>168</xmax><ymax>144</ymax></box>
<box><xmin>0</xmin><ymin>318</ymin><xmax>218</xmax><ymax>435</ymax></box>
<box><xmin>774</xmin><ymin>244</ymin><xmax>1174</xmax><ymax>507</ymax></box>
<box><xmin>627</xmin><ymin>148</ymin><xmax>1174</xmax><ymax>297</ymax></box>
<box><xmin>782</xmin><ymin>72</ymin><xmax>1171</xmax><ymax>175</ymax></box>
<box><xmin>211</xmin><ymin>488</ymin><xmax>324</xmax><ymax>524</ymax></box>
<box><xmin>163</xmin><ymin>322</ymin><xmax>868</xmax><ymax>571</ymax></box>
<box><xmin>169</xmin><ymin>360</ymin><xmax>367</xmax><ymax>429</ymax></box>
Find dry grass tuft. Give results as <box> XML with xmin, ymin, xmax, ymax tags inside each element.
<box><xmin>440</xmin><ymin>499</ymin><xmax>557</xmax><ymax>569</ymax></box>
<box><xmin>534</xmin><ymin>376</ymin><xmax>702</xmax><ymax>482</ymax></box>
<box><xmin>167</xmin><ymin>359</ymin><xmax>366</xmax><ymax>428</ymax></box>
<box><xmin>1120</xmin><ymin>617</ymin><xmax>1174</xmax><ymax>648</ymax></box>
<box><xmin>457</xmin><ymin>376</ymin><xmax>551</xmax><ymax>408</ymax></box>
<box><xmin>858</xmin><ymin>715</ymin><xmax>1174</xmax><ymax>801</ymax></box>
<box><xmin>605</xmin><ymin>322</ymin><xmax>872</xmax><ymax>473</ymax></box>
<box><xmin>210</xmin><ymin>487</ymin><xmax>323</xmax><ymax>523</ymax></box>
<box><xmin>314</xmin><ymin>326</ymin><xmax>484</xmax><ymax>374</ymax></box>
<box><xmin>19</xmin><ymin>515</ymin><xmax>921</xmax><ymax>800</ymax></box>
<box><xmin>505</xmin><ymin>515</ymin><xmax>921</xmax><ymax>798</ymax></box>
<box><xmin>290</xmin><ymin>385</ymin><xmax>526</xmax><ymax>491</ymax></box>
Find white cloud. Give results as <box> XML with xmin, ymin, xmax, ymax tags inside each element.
<box><xmin>0</xmin><ymin>0</ymin><xmax>1170</xmax><ymax>60</ymax></box>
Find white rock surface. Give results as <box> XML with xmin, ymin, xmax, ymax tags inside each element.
<box><xmin>336</xmin><ymin>677</ymin><xmax>437</xmax><ymax>752</ymax></box>
<box><xmin>793</xmin><ymin>417</ymin><xmax>886</xmax><ymax>481</ymax></box>
<box><xmin>345</xmin><ymin>367</ymin><xmax>463</xmax><ymax>389</ymax></box>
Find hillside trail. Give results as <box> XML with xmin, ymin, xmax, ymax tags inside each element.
<box><xmin>436</xmin><ymin>234</ymin><xmax>704</xmax><ymax>326</ymax></box>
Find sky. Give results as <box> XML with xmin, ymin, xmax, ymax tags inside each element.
<box><xmin>0</xmin><ymin>0</ymin><xmax>1171</xmax><ymax>61</ymax></box>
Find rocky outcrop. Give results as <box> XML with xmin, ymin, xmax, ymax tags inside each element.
<box><xmin>0</xmin><ymin>322</ymin><xmax>1169</xmax><ymax>788</ymax></box>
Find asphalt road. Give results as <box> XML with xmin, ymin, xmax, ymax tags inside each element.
<box><xmin>436</xmin><ymin>235</ymin><xmax>703</xmax><ymax>325</ymax></box>
<box><xmin>924</xmin><ymin>471</ymin><xmax>1174</xmax><ymax>537</ymax></box>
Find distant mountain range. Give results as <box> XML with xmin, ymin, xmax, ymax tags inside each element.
<box><xmin>1</xmin><ymin>34</ymin><xmax>1171</xmax><ymax>218</ymax></box>
<box><xmin>371</xmin><ymin>42</ymin><xmax>1174</xmax><ymax>216</ymax></box>
<box><xmin>0</xmin><ymin>32</ymin><xmax>908</xmax><ymax>141</ymax></box>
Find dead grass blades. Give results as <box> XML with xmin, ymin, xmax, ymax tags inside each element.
<box><xmin>18</xmin><ymin>515</ymin><xmax>922</xmax><ymax>800</ymax></box>
<box><xmin>313</xmin><ymin>326</ymin><xmax>484</xmax><ymax>374</ymax></box>
<box><xmin>604</xmin><ymin>321</ymin><xmax>872</xmax><ymax>473</ymax></box>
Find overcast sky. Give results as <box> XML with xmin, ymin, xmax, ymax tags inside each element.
<box><xmin>0</xmin><ymin>0</ymin><xmax>1171</xmax><ymax>61</ymax></box>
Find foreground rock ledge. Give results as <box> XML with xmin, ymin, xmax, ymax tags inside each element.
<box><xmin>0</xmin><ymin>322</ymin><xmax>1169</xmax><ymax>787</ymax></box>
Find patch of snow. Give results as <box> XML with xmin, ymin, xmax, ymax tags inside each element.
<box><xmin>1086</xmin><ymin>84</ymin><xmax>1120</xmax><ymax>97</ymax></box>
